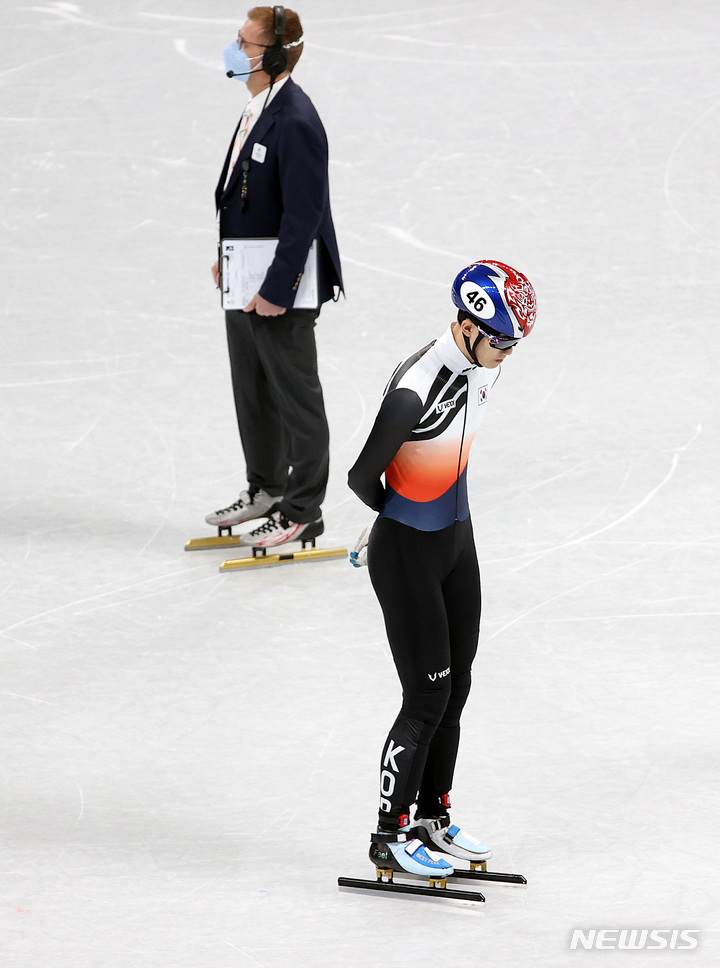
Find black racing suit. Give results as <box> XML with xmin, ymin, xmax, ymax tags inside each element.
<box><xmin>348</xmin><ymin>326</ymin><xmax>501</xmax><ymax>828</ymax></box>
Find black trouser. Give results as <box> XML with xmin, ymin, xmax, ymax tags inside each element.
<box><xmin>225</xmin><ymin>307</ymin><xmax>328</xmax><ymax>523</ymax></box>
<box><xmin>367</xmin><ymin>515</ymin><xmax>481</xmax><ymax>826</ymax></box>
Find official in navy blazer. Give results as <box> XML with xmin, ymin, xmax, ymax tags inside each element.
<box><xmin>207</xmin><ymin>6</ymin><xmax>343</xmax><ymax>549</ymax></box>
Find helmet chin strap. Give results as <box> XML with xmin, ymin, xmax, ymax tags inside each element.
<box><xmin>463</xmin><ymin>329</ymin><xmax>483</xmax><ymax>365</ymax></box>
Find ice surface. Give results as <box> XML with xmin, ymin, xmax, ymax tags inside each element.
<box><xmin>1</xmin><ymin>1</ymin><xmax>719</xmax><ymax>966</ymax></box>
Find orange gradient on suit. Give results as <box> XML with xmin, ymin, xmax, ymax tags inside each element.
<box><xmin>385</xmin><ymin>433</ymin><xmax>477</xmax><ymax>502</ymax></box>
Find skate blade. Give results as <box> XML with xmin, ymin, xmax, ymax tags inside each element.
<box><xmin>184</xmin><ymin>535</ymin><xmax>242</xmax><ymax>552</ymax></box>
<box><xmin>337</xmin><ymin>876</ymin><xmax>484</xmax><ymax>905</ymax></box>
<box><xmin>220</xmin><ymin>547</ymin><xmax>348</xmax><ymax>571</ymax></box>
<box><xmin>433</xmin><ymin>868</ymin><xmax>526</xmax><ymax>888</ymax></box>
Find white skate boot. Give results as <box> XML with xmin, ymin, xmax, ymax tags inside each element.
<box><xmin>205</xmin><ymin>489</ymin><xmax>281</xmax><ymax>528</ymax></box>
<box><xmin>414</xmin><ymin>816</ymin><xmax>492</xmax><ymax>863</ymax></box>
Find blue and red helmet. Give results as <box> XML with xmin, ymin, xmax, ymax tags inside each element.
<box><xmin>451</xmin><ymin>260</ymin><xmax>537</xmax><ymax>340</ymax></box>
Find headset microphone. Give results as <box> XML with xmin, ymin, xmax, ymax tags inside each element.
<box><xmin>223</xmin><ymin>7</ymin><xmax>302</xmax><ymax>83</ymax></box>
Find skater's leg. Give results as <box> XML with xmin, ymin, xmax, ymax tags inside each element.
<box><xmin>416</xmin><ymin>517</ymin><xmax>481</xmax><ymax>815</ymax></box>
<box><xmin>225</xmin><ymin>310</ymin><xmax>288</xmax><ymax>497</ymax></box>
<box><xmin>410</xmin><ymin>518</ymin><xmax>491</xmax><ymax>863</ymax></box>
<box><xmin>368</xmin><ymin>518</ymin><xmax>456</xmax><ymax>830</ymax></box>
<box><xmin>248</xmin><ymin>309</ymin><xmax>328</xmax><ymax>523</ymax></box>
<box><xmin>377</xmin><ymin>712</ymin><xmax>446</xmax><ymax>829</ymax></box>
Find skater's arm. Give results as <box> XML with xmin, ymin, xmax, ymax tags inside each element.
<box><xmin>348</xmin><ymin>388</ymin><xmax>424</xmax><ymax>511</ymax></box>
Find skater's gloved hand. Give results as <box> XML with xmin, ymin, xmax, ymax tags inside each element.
<box><xmin>349</xmin><ymin>523</ymin><xmax>373</xmax><ymax>568</ymax></box>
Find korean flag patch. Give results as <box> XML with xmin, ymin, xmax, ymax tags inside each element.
<box><xmin>478</xmin><ymin>386</ymin><xmax>488</xmax><ymax>406</ymax></box>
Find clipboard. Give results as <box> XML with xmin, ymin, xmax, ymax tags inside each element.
<box><xmin>220</xmin><ymin>238</ymin><xmax>318</xmax><ymax>310</ymax></box>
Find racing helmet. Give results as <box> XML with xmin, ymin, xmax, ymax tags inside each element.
<box><xmin>451</xmin><ymin>260</ymin><xmax>536</xmax><ymax>340</ymax></box>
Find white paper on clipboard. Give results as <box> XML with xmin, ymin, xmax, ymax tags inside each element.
<box><xmin>220</xmin><ymin>238</ymin><xmax>318</xmax><ymax>310</ymax></box>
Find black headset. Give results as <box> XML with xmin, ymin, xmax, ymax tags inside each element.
<box><xmin>262</xmin><ymin>6</ymin><xmax>288</xmax><ymax>80</ymax></box>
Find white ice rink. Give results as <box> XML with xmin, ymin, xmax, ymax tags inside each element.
<box><xmin>2</xmin><ymin>1</ymin><xmax>720</xmax><ymax>965</ymax></box>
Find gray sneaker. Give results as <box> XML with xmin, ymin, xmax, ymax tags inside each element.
<box><xmin>204</xmin><ymin>489</ymin><xmax>282</xmax><ymax>528</ymax></box>
<box><xmin>238</xmin><ymin>511</ymin><xmax>324</xmax><ymax>548</ymax></box>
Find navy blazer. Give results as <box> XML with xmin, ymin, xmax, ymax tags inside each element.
<box><xmin>215</xmin><ymin>78</ymin><xmax>343</xmax><ymax>308</ymax></box>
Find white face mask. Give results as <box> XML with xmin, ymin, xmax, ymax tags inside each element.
<box><xmin>223</xmin><ymin>40</ymin><xmax>263</xmax><ymax>81</ymax></box>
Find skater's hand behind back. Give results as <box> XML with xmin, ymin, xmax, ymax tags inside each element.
<box><xmin>350</xmin><ymin>523</ymin><xmax>373</xmax><ymax>568</ymax></box>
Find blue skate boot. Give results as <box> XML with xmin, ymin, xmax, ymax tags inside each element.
<box><xmin>370</xmin><ymin>813</ymin><xmax>454</xmax><ymax>879</ymax></box>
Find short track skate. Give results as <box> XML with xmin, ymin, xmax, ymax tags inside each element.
<box><xmin>412</xmin><ymin>821</ymin><xmax>527</xmax><ymax>887</ymax></box>
<box><xmin>185</xmin><ymin>525</ymin><xmax>347</xmax><ymax>571</ymax></box>
<box><xmin>338</xmin><ymin>830</ymin><xmax>525</xmax><ymax>904</ymax></box>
